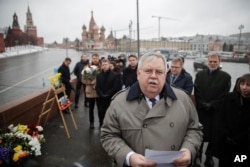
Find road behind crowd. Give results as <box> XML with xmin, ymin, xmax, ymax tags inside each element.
<box><xmin>0</xmin><ymin>48</ymin><xmax>249</xmax><ymax>106</ymax></box>
<box><xmin>0</xmin><ymin>49</ymin><xmax>249</xmax><ymax>166</ymax></box>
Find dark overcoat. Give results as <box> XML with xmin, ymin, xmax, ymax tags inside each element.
<box><xmin>213</xmin><ymin>92</ymin><xmax>250</xmax><ymax>166</ymax></box>
<box><xmin>96</xmin><ymin>69</ymin><xmax>120</xmax><ymax>98</ymax></box>
<box><xmin>194</xmin><ymin>68</ymin><xmax>231</xmax><ymax>141</ymax></box>
<box><xmin>122</xmin><ymin>65</ymin><xmax>137</xmax><ymax>88</ymax></box>
<box><xmin>58</xmin><ymin>63</ymin><xmax>71</xmax><ymax>96</ymax></box>
<box><xmin>166</xmin><ymin>69</ymin><xmax>193</xmax><ymax>95</ymax></box>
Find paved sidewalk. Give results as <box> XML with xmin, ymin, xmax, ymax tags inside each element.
<box><xmin>36</xmin><ymin>95</ymin><xmax>113</xmax><ymax>167</ymax></box>
<box><xmin>34</xmin><ymin>94</ymin><xmax>219</xmax><ymax>167</ymax></box>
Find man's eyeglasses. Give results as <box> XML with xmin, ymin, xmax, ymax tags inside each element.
<box><xmin>209</xmin><ymin>61</ymin><xmax>218</xmax><ymax>63</ymax></box>
<box><xmin>141</xmin><ymin>69</ymin><xmax>165</xmax><ymax>76</ymax></box>
<box><xmin>170</xmin><ymin>66</ymin><xmax>181</xmax><ymax>69</ymax></box>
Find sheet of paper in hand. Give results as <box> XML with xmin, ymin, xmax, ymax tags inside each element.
<box><xmin>145</xmin><ymin>149</ymin><xmax>183</xmax><ymax>167</ymax></box>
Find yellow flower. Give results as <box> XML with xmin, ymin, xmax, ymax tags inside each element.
<box><xmin>56</xmin><ymin>73</ymin><xmax>62</xmax><ymax>78</ymax></box>
<box><xmin>48</xmin><ymin>73</ymin><xmax>62</xmax><ymax>87</ymax></box>
<box><xmin>13</xmin><ymin>153</ymin><xmax>20</xmax><ymax>162</ymax></box>
<box><xmin>14</xmin><ymin>145</ymin><xmax>22</xmax><ymax>153</ymax></box>
<box><xmin>18</xmin><ymin>124</ymin><xmax>28</xmax><ymax>133</ymax></box>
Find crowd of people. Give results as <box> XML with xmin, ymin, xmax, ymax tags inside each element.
<box><xmin>57</xmin><ymin>51</ymin><xmax>250</xmax><ymax>167</ymax></box>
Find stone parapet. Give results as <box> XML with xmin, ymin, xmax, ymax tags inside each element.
<box><xmin>0</xmin><ymin>79</ymin><xmax>77</xmax><ymax>129</ymax></box>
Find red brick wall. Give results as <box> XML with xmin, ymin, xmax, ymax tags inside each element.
<box><xmin>0</xmin><ymin>33</ymin><xmax>5</xmax><ymax>52</ymax></box>
<box><xmin>37</xmin><ymin>37</ymin><xmax>44</xmax><ymax>46</ymax></box>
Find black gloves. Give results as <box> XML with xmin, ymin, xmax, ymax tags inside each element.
<box><xmin>202</xmin><ymin>102</ymin><xmax>212</xmax><ymax>111</ymax></box>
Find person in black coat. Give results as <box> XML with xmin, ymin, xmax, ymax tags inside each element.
<box><xmin>122</xmin><ymin>54</ymin><xmax>138</xmax><ymax>88</ymax></box>
<box><xmin>166</xmin><ymin>56</ymin><xmax>193</xmax><ymax>95</ymax></box>
<box><xmin>58</xmin><ymin>57</ymin><xmax>72</xmax><ymax>98</ymax></box>
<box><xmin>73</xmin><ymin>54</ymin><xmax>89</xmax><ymax>108</ymax></box>
<box><xmin>213</xmin><ymin>73</ymin><xmax>250</xmax><ymax>167</ymax></box>
<box><xmin>194</xmin><ymin>54</ymin><xmax>231</xmax><ymax>167</ymax></box>
<box><xmin>96</xmin><ymin>59</ymin><xmax>120</xmax><ymax>126</ymax></box>
<box><xmin>110</xmin><ymin>61</ymin><xmax>123</xmax><ymax>91</ymax></box>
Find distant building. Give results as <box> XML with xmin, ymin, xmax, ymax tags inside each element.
<box><xmin>4</xmin><ymin>5</ymin><xmax>44</xmax><ymax>47</ymax></box>
<box><xmin>120</xmin><ymin>39</ymin><xmax>191</xmax><ymax>53</ymax></box>
<box><xmin>80</xmin><ymin>11</ymin><xmax>116</xmax><ymax>50</ymax></box>
<box><xmin>106</xmin><ymin>30</ymin><xmax>116</xmax><ymax>50</ymax></box>
<box><xmin>81</xmin><ymin>11</ymin><xmax>105</xmax><ymax>50</ymax></box>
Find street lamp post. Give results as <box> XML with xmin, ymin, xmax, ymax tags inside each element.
<box><xmin>129</xmin><ymin>20</ymin><xmax>133</xmax><ymax>53</ymax></box>
<box><xmin>65</xmin><ymin>37</ymin><xmax>68</xmax><ymax>57</ymax></box>
<box><xmin>136</xmin><ymin>0</ymin><xmax>140</xmax><ymax>58</ymax></box>
<box><xmin>15</xmin><ymin>40</ymin><xmax>19</xmax><ymax>55</ymax></box>
<box><xmin>237</xmin><ymin>24</ymin><xmax>244</xmax><ymax>53</ymax></box>
<box><xmin>28</xmin><ymin>41</ymin><xmax>31</xmax><ymax>53</ymax></box>
<box><xmin>200</xmin><ymin>35</ymin><xmax>203</xmax><ymax>57</ymax></box>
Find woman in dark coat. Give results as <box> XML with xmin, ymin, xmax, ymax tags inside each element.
<box><xmin>213</xmin><ymin>73</ymin><xmax>250</xmax><ymax>167</ymax></box>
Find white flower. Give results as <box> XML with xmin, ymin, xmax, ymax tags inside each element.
<box><xmin>85</xmin><ymin>67</ymin><xmax>91</xmax><ymax>73</ymax></box>
<box><xmin>90</xmin><ymin>65</ymin><xmax>97</xmax><ymax>71</ymax></box>
<box><xmin>36</xmin><ymin>126</ymin><xmax>43</xmax><ymax>132</ymax></box>
<box><xmin>16</xmin><ymin>132</ymin><xmax>25</xmax><ymax>138</ymax></box>
<box><xmin>29</xmin><ymin>138</ymin><xmax>42</xmax><ymax>156</ymax></box>
<box><xmin>81</xmin><ymin>67</ymin><xmax>90</xmax><ymax>75</ymax></box>
<box><xmin>8</xmin><ymin>124</ymin><xmax>14</xmax><ymax>130</ymax></box>
<box><xmin>15</xmin><ymin>132</ymin><xmax>31</xmax><ymax>140</ymax></box>
<box><xmin>8</xmin><ymin>124</ymin><xmax>18</xmax><ymax>133</ymax></box>
<box><xmin>5</xmin><ymin>132</ymin><xmax>14</xmax><ymax>137</ymax></box>
<box><xmin>39</xmin><ymin>134</ymin><xmax>44</xmax><ymax>139</ymax></box>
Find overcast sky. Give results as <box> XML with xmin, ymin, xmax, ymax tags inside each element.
<box><xmin>0</xmin><ymin>0</ymin><xmax>249</xmax><ymax>43</ymax></box>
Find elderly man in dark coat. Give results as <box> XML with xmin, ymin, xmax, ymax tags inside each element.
<box><xmin>194</xmin><ymin>54</ymin><xmax>231</xmax><ymax>167</ymax></box>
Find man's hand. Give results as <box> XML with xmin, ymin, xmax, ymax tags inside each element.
<box><xmin>130</xmin><ymin>153</ymin><xmax>157</xmax><ymax>167</ymax></box>
<box><xmin>172</xmin><ymin>148</ymin><xmax>191</xmax><ymax>167</ymax></box>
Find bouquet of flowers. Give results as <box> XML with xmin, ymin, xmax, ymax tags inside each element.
<box><xmin>81</xmin><ymin>65</ymin><xmax>98</xmax><ymax>80</ymax></box>
<box><xmin>0</xmin><ymin>124</ymin><xmax>45</xmax><ymax>166</ymax></box>
<box><xmin>48</xmin><ymin>72</ymin><xmax>62</xmax><ymax>88</ymax></box>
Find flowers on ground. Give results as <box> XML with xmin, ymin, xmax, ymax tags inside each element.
<box><xmin>0</xmin><ymin>124</ymin><xmax>45</xmax><ymax>166</ymax></box>
<box><xmin>48</xmin><ymin>72</ymin><xmax>62</xmax><ymax>88</ymax></box>
<box><xmin>81</xmin><ymin>65</ymin><xmax>98</xmax><ymax>80</ymax></box>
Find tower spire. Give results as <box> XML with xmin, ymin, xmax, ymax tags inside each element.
<box><xmin>24</xmin><ymin>5</ymin><xmax>37</xmax><ymax>40</ymax></box>
<box><xmin>89</xmin><ymin>10</ymin><xmax>96</xmax><ymax>31</ymax></box>
<box><xmin>12</xmin><ymin>12</ymin><xmax>20</xmax><ymax>29</ymax></box>
<box><xmin>25</xmin><ymin>4</ymin><xmax>34</xmax><ymax>29</ymax></box>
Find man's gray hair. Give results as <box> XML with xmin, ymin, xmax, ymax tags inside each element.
<box><xmin>208</xmin><ymin>54</ymin><xmax>221</xmax><ymax>61</ymax></box>
<box><xmin>138</xmin><ymin>52</ymin><xmax>167</xmax><ymax>73</ymax></box>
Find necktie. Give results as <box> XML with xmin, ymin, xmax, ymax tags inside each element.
<box><xmin>149</xmin><ymin>98</ymin><xmax>156</xmax><ymax>107</ymax></box>
<box><xmin>172</xmin><ymin>75</ymin><xmax>176</xmax><ymax>83</ymax></box>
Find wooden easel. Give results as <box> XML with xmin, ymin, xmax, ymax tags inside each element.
<box><xmin>38</xmin><ymin>85</ymin><xmax>78</xmax><ymax>139</ymax></box>
<box><xmin>38</xmin><ymin>88</ymin><xmax>55</xmax><ymax>126</ymax></box>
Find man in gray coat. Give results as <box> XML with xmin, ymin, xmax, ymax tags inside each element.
<box><xmin>101</xmin><ymin>52</ymin><xmax>202</xmax><ymax>167</ymax></box>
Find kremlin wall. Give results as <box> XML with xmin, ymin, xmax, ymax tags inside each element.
<box><xmin>0</xmin><ymin>6</ymin><xmax>44</xmax><ymax>53</ymax></box>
